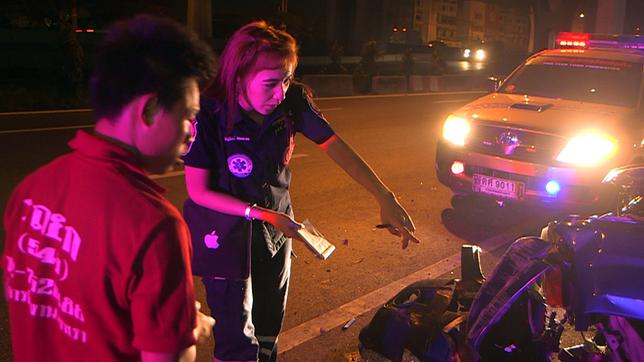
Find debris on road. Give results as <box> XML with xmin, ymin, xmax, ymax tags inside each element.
<box><xmin>345</xmin><ymin>351</ymin><xmax>361</xmax><ymax>361</ymax></box>
<box><xmin>342</xmin><ymin>318</ymin><xmax>356</xmax><ymax>330</ymax></box>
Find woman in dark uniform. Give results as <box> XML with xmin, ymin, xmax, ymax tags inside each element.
<box><xmin>182</xmin><ymin>21</ymin><xmax>419</xmax><ymax>362</ymax></box>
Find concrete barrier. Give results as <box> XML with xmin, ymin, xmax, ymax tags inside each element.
<box><xmin>428</xmin><ymin>74</ymin><xmax>489</xmax><ymax>92</ymax></box>
<box><xmin>371</xmin><ymin>76</ymin><xmax>408</xmax><ymax>94</ymax></box>
<box><xmin>301</xmin><ymin>74</ymin><xmax>354</xmax><ymax>97</ymax></box>
<box><xmin>300</xmin><ymin>73</ymin><xmax>489</xmax><ymax>97</ymax></box>
<box><xmin>372</xmin><ymin>74</ymin><xmax>489</xmax><ymax>93</ymax></box>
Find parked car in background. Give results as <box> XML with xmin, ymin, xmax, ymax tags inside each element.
<box><xmin>436</xmin><ymin>32</ymin><xmax>644</xmax><ymax>211</ymax></box>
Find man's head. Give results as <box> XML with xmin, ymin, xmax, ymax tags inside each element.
<box><xmin>90</xmin><ymin>14</ymin><xmax>216</xmax><ymax>173</ymax></box>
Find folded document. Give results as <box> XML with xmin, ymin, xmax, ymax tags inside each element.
<box><xmin>296</xmin><ymin>220</ymin><xmax>335</xmax><ymax>260</ymax></box>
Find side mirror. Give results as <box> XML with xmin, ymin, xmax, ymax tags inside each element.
<box><xmin>486</xmin><ymin>76</ymin><xmax>503</xmax><ymax>92</ymax></box>
<box><xmin>602</xmin><ymin>165</ymin><xmax>644</xmax><ymax>217</ymax></box>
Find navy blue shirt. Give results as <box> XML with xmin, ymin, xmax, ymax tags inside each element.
<box><xmin>183</xmin><ymin>84</ymin><xmax>335</xmax><ymax>262</ymax></box>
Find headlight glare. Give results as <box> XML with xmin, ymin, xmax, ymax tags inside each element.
<box><xmin>442</xmin><ymin>115</ymin><xmax>470</xmax><ymax>146</ymax></box>
<box><xmin>556</xmin><ymin>133</ymin><xmax>617</xmax><ymax>166</ymax></box>
<box><xmin>474</xmin><ymin>49</ymin><xmax>486</xmax><ymax>61</ymax></box>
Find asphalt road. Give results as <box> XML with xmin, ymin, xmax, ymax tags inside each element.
<box><xmin>0</xmin><ymin>91</ymin><xmax>556</xmax><ymax>361</ymax></box>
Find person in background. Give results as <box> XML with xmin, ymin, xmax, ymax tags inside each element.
<box><xmin>182</xmin><ymin>20</ymin><xmax>420</xmax><ymax>362</ymax></box>
<box><xmin>2</xmin><ymin>14</ymin><xmax>216</xmax><ymax>362</ymax></box>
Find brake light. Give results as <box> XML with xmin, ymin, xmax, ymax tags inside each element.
<box><xmin>556</xmin><ymin>32</ymin><xmax>590</xmax><ymax>49</ymax></box>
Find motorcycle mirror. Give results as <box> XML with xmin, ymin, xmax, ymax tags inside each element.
<box><xmin>602</xmin><ymin>165</ymin><xmax>644</xmax><ymax>217</ymax></box>
<box><xmin>486</xmin><ymin>76</ymin><xmax>503</xmax><ymax>92</ymax></box>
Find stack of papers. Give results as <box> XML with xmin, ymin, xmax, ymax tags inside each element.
<box><xmin>296</xmin><ymin>219</ymin><xmax>335</xmax><ymax>260</ymax></box>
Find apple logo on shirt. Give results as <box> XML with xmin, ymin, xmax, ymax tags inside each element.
<box><xmin>204</xmin><ymin>230</ymin><xmax>220</xmax><ymax>249</ymax></box>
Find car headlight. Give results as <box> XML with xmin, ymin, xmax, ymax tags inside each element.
<box><xmin>474</xmin><ymin>49</ymin><xmax>486</xmax><ymax>61</ymax></box>
<box><xmin>442</xmin><ymin>115</ymin><xmax>470</xmax><ymax>146</ymax></box>
<box><xmin>556</xmin><ymin>133</ymin><xmax>617</xmax><ymax>167</ymax></box>
<box><xmin>463</xmin><ymin>48</ymin><xmax>471</xmax><ymax>58</ymax></box>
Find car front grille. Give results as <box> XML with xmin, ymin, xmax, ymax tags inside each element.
<box><xmin>467</xmin><ymin>123</ymin><xmax>568</xmax><ymax>164</ymax></box>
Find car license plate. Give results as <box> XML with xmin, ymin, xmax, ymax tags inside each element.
<box><xmin>472</xmin><ymin>174</ymin><xmax>524</xmax><ymax>199</ymax></box>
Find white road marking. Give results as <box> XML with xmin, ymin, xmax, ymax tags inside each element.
<box><xmin>0</xmin><ymin>108</ymin><xmax>91</xmax><ymax>116</ymax></box>
<box><xmin>318</xmin><ymin>90</ymin><xmax>485</xmax><ymax>101</ymax></box>
<box><xmin>432</xmin><ymin>99</ymin><xmax>472</xmax><ymax>104</ymax></box>
<box><xmin>1</xmin><ymin>91</ymin><xmax>484</xmax><ymax>134</ymax></box>
<box><xmin>277</xmin><ymin>221</ymin><xmax>534</xmax><ymax>354</ymax></box>
<box><xmin>0</xmin><ymin>91</ymin><xmax>485</xmax><ymax>117</ymax></box>
<box><xmin>0</xmin><ymin>125</ymin><xmax>93</xmax><ymax>135</ymax></box>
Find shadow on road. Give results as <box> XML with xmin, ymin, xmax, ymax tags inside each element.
<box><xmin>440</xmin><ymin>195</ymin><xmax>549</xmax><ymax>243</ymax></box>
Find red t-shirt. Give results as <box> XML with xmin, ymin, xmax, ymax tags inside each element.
<box><xmin>2</xmin><ymin>131</ymin><xmax>197</xmax><ymax>361</ymax></box>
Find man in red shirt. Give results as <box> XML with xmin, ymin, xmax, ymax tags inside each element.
<box><xmin>2</xmin><ymin>14</ymin><xmax>216</xmax><ymax>361</ymax></box>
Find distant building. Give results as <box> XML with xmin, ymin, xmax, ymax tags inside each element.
<box><xmin>485</xmin><ymin>2</ymin><xmax>530</xmax><ymax>51</ymax></box>
<box><xmin>457</xmin><ymin>0</ymin><xmax>486</xmax><ymax>45</ymax></box>
<box><xmin>426</xmin><ymin>0</ymin><xmax>459</xmax><ymax>46</ymax></box>
<box><xmin>300</xmin><ymin>0</ymin><xmax>533</xmax><ymax>54</ymax></box>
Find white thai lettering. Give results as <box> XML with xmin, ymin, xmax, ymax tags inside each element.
<box><xmin>20</xmin><ymin>199</ymin><xmax>82</xmax><ymax>262</ymax></box>
<box><xmin>20</xmin><ymin>199</ymin><xmax>33</xmax><ymax>221</ymax></box>
<box><xmin>36</xmin><ymin>278</ymin><xmax>55</xmax><ymax>296</ymax></box>
<box><xmin>4</xmin><ymin>255</ymin><xmax>15</xmax><ymax>273</ymax></box>
<box><xmin>30</xmin><ymin>205</ymin><xmax>51</xmax><ymax>232</ymax></box>
<box><xmin>6</xmin><ymin>287</ymin><xmax>29</xmax><ymax>303</ymax></box>
<box><xmin>61</xmin><ymin>226</ymin><xmax>80</xmax><ymax>261</ymax></box>
<box><xmin>63</xmin><ymin>323</ymin><xmax>71</xmax><ymax>337</ymax></box>
<box><xmin>44</xmin><ymin>213</ymin><xmax>66</xmax><ymax>242</ymax></box>
<box><xmin>61</xmin><ymin>297</ymin><xmax>74</xmax><ymax>315</ymax></box>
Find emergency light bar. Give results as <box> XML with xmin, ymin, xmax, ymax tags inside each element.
<box><xmin>556</xmin><ymin>32</ymin><xmax>644</xmax><ymax>50</ymax></box>
<box><xmin>556</xmin><ymin>32</ymin><xmax>589</xmax><ymax>48</ymax></box>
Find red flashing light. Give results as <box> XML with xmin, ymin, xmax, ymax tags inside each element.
<box><xmin>392</xmin><ymin>26</ymin><xmax>398</xmax><ymax>32</ymax></box>
<box><xmin>402</xmin><ymin>26</ymin><xmax>408</xmax><ymax>32</ymax></box>
<box><xmin>555</xmin><ymin>32</ymin><xmax>590</xmax><ymax>49</ymax></box>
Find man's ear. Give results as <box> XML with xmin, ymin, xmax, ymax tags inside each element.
<box><xmin>141</xmin><ymin>95</ymin><xmax>160</xmax><ymax>126</ymax></box>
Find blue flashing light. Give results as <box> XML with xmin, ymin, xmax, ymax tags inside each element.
<box><xmin>546</xmin><ymin>180</ymin><xmax>561</xmax><ymax>195</ymax></box>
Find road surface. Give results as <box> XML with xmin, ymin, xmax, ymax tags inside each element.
<box><xmin>0</xmin><ymin>91</ymin><xmax>555</xmax><ymax>361</ymax></box>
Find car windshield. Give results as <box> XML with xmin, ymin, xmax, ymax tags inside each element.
<box><xmin>498</xmin><ymin>54</ymin><xmax>642</xmax><ymax>108</ymax></box>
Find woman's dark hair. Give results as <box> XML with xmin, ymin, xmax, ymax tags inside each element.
<box><xmin>90</xmin><ymin>14</ymin><xmax>216</xmax><ymax>120</ymax></box>
<box><xmin>207</xmin><ymin>21</ymin><xmax>298</xmax><ymax>133</ymax></box>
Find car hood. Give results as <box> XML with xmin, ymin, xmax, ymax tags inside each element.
<box><xmin>456</xmin><ymin>93</ymin><xmax>632</xmax><ymax>137</ymax></box>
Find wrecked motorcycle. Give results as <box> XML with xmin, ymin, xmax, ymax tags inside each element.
<box><xmin>359</xmin><ymin>165</ymin><xmax>644</xmax><ymax>361</ymax></box>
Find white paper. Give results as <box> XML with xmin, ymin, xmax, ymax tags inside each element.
<box><xmin>296</xmin><ymin>219</ymin><xmax>335</xmax><ymax>260</ymax></box>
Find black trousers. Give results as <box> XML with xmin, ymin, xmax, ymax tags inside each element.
<box><xmin>203</xmin><ymin>234</ymin><xmax>292</xmax><ymax>362</ymax></box>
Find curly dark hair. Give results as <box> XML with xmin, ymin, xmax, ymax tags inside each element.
<box><xmin>90</xmin><ymin>14</ymin><xmax>216</xmax><ymax>120</ymax></box>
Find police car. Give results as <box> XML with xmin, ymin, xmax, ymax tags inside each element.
<box><xmin>435</xmin><ymin>33</ymin><xmax>644</xmax><ymax>209</ymax></box>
